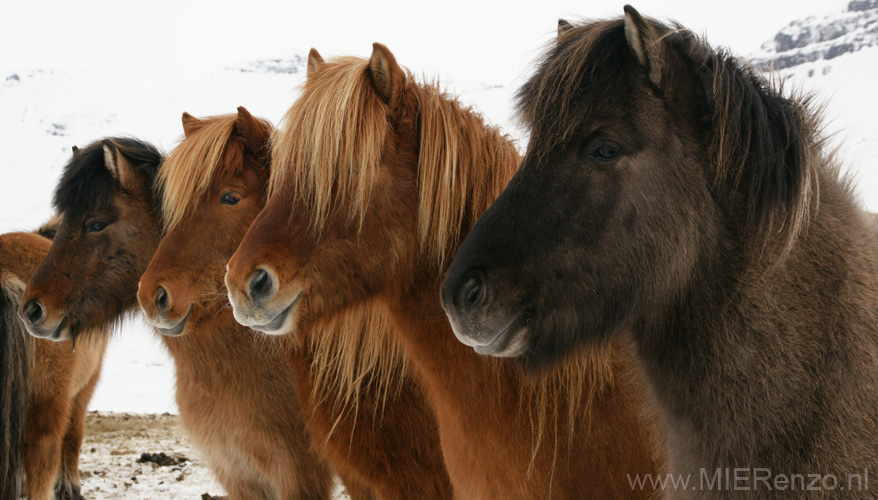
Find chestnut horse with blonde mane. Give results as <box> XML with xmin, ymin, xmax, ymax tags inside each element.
<box><xmin>2</xmin><ymin>212</ymin><xmax>110</xmax><ymax>500</ymax></box>
<box><xmin>135</xmin><ymin>110</ymin><xmax>343</xmax><ymax>499</ymax></box>
<box><xmin>19</xmin><ymin>136</ymin><xmax>334</xmax><ymax>499</ymax></box>
<box><xmin>138</xmin><ymin>107</ymin><xmax>451</xmax><ymax>500</ymax></box>
<box><xmin>226</xmin><ymin>45</ymin><xmax>661</xmax><ymax>499</ymax></box>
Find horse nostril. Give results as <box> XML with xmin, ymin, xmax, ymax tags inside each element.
<box><xmin>23</xmin><ymin>300</ymin><xmax>45</xmax><ymax>326</ymax></box>
<box><xmin>249</xmin><ymin>269</ymin><xmax>274</xmax><ymax>303</ymax></box>
<box><xmin>459</xmin><ymin>275</ymin><xmax>486</xmax><ymax>313</ymax></box>
<box><xmin>155</xmin><ymin>286</ymin><xmax>169</xmax><ymax>313</ymax></box>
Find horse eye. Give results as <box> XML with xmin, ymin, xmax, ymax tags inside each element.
<box><xmin>220</xmin><ymin>192</ymin><xmax>241</xmax><ymax>206</ymax></box>
<box><xmin>591</xmin><ymin>145</ymin><xmax>621</xmax><ymax>161</ymax></box>
<box><xmin>85</xmin><ymin>221</ymin><xmax>108</xmax><ymax>233</ymax></box>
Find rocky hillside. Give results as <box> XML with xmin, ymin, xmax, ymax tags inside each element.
<box><xmin>751</xmin><ymin>0</ymin><xmax>878</xmax><ymax>70</ymax></box>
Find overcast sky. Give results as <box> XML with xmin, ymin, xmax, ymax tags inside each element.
<box><xmin>1</xmin><ymin>0</ymin><xmax>845</xmax><ymax>85</ymax></box>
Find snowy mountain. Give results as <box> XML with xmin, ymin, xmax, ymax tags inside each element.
<box><xmin>747</xmin><ymin>1</ymin><xmax>878</xmax><ymax>206</ymax></box>
<box><xmin>226</xmin><ymin>55</ymin><xmax>308</xmax><ymax>74</ymax></box>
<box><xmin>750</xmin><ymin>0</ymin><xmax>878</xmax><ymax>70</ymax></box>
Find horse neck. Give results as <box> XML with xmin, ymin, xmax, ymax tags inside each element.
<box><xmin>636</xmin><ymin>167</ymin><xmax>878</xmax><ymax>469</ymax></box>
<box><xmin>384</xmin><ymin>267</ymin><xmax>663</xmax><ymax>497</ymax></box>
<box><xmin>159</xmin><ymin>307</ymin><xmax>261</xmax><ymax>376</ymax></box>
<box><xmin>652</xmin><ymin>167</ymin><xmax>878</xmax><ymax>344</ymax></box>
<box><xmin>385</xmin><ymin>266</ymin><xmax>519</xmax><ymax>410</ymax></box>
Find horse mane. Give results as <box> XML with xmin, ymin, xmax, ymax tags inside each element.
<box><xmin>707</xmin><ymin>54</ymin><xmax>822</xmax><ymax>256</ymax></box>
<box><xmin>54</xmin><ymin>137</ymin><xmax>163</xmax><ymax>217</ymax></box>
<box><xmin>518</xmin><ymin>17</ymin><xmax>826</xmax><ymax>258</ymax></box>
<box><xmin>304</xmin><ymin>300</ymin><xmax>408</xmax><ymax>420</ymax></box>
<box><xmin>522</xmin><ymin>345</ymin><xmax>615</xmax><ymax>463</ymax></box>
<box><xmin>159</xmin><ymin>114</ymin><xmax>273</xmax><ymax>230</ymax></box>
<box><xmin>269</xmin><ymin>55</ymin><xmax>520</xmax><ymax>265</ymax></box>
<box><xmin>415</xmin><ymin>81</ymin><xmax>520</xmax><ymax>263</ymax></box>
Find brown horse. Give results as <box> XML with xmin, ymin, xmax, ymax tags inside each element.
<box><xmin>138</xmin><ymin>107</ymin><xmax>451</xmax><ymax>500</ymax></box>
<box><xmin>136</xmin><ymin>109</ymin><xmax>338</xmax><ymax>499</ymax></box>
<box><xmin>1</xmin><ymin>217</ymin><xmax>109</xmax><ymax>500</ymax></box>
<box><xmin>0</xmin><ymin>249</ymin><xmax>28</xmax><ymax>500</ymax></box>
<box><xmin>226</xmin><ymin>45</ymin><xmax>661</xmax><ymax>499</ymax></box>
<box><xmin>19</xmin><ymin>137</ymin><xmax>334</xmax><ymax>500</ymax></box>
<box><xmin>442</xmin><ymin>6</ymin><xmax>878</xmax><ymax>499</ymax></box>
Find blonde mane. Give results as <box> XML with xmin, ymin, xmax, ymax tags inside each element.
<box><xmin>269</xmin><ymin>58</ymin><xmax>387</xmax><ymax>233</ymax></box>
<box><xmin>415</xmin><ymin>83</ymin><xmax>521</xmax><ymax>263</ymax></box>
<box><xmin>269</xmin><ymin>56</ymin><xmax>521</xmax><ymax>265</ymax></box>
<box><xmin>305</xmin><ymin>300</ymin><xmax>408</xmax><ymax>422</ymax></box>
<box><xmin>159</xmin><ymin>114</ymin><xmax>270</xmax><ymax>230</ymax></box>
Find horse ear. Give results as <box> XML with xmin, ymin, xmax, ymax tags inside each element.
<box><xmin>557</xmin><ymin>19</ymin><xmax>574</xmax><ymax>36</ymax></box>
<box><xmin>307</xmin><ymin>48</ymin><xmax>325</xmax><ymax>79</ymax></box>
<box><xmin>102</xmin><ymin>140</ymin><xmax>138</xmax><ymax>191</ymax></box>
<box><xmin>71</xmin><ymin>145</ymin><xmax>80</xmax><ymax>157</ymax></box>
<box><xmin>235</xmin><ymin>106</ymin><xmax>268</xmax><ymax>152</ymax></box>
<box><xmin>368</xmin><ymin>43</ymin><xmax>405</xmax><ymax>106</ymax></box>
<box><xmin>181</xmin><ymin>112</ymin><xmax>205</xmax><ymax>137</ymax></box>
<box><xmin>623</xmin><ymin>5</ymin><xmax>663</xmax><ymax>87</ymax></box>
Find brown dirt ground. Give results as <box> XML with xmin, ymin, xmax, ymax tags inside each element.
<box><xmin>78</xmin><ymin>412</ymin><xmax>349</xmax><ymax>499</ymax></box>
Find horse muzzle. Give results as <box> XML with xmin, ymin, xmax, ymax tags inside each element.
<box><xmin>137</xmin><ymin>281</ymin><xmax>195</xmax><ymax>337</ymax></box>
<box><xmin>226</xmin><ymin>267</ymin><xmax>303</xmax><ymax>336</ymax></box>
<box><xmin>19</xmin><ymin>299</ymin><xmax>71</xmax><ymax>341</ymax></box>
<box><xmin>441</xmin><ymin>270</ymin><xmax>530</xmax><ymax>358</ymax></box>
<box><xmin>143</xmin><ymin>305</ymin><xmax>193</xmax><ymax>337</ymax></box>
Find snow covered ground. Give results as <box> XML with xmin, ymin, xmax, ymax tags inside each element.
<box><xmin>79</xmin><ymin>412</ymin><xmax>353</xmax><ymax>499</ymax></box>
<box><xmin>79</xmin><ymin>413</ymin><xmax>226</xmax><ymax>499</ymax></box>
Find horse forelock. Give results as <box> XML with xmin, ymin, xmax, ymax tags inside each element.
<box><xmin>269</xmin><ymin>55</ymin><xmax>519</xmax><ymax>267</ymax></box>
<box><xmin>268</xmin><ymin>57</ymin><xmax>388</xmax><ymax>236</ymax></box>
<box><xmin>518</xmin><ymin>15</ymin><xmax>827</xmax><ymax>260</ymax></box>
<box><xmin>53</xmin><ymin>137</ymin><xmax>162</xmax><ymax>218</ymax></box>
<box><xmin>515</xmin><ymin>19</ymin><xmax>627</xmax><ymax>156</ymax></box>
<box><xmin>159</xmin><ymin>115</ymin><xmax>272</xmax><ymax>231</ymax></box>
<box><xmin>265</xmin><ymin>54</ymin><xmax>523</xmax><ymax>414</ymax></box>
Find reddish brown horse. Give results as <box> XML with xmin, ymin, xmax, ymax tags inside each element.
<box><xmin>19</xmin><ymin>137</ymin><xmax>334</xmax><ymax>500</ymax></box>
<box><xmin>137</xmin><ymin>110</ymin><xmax>342</xmax><ymax>498</ymax></box>
<box><xmin>1</xmin><ymin>217</ymin><xmax>109</xmax><ymax>500</ymax></box>
<box><xmin>138</xmin><ymin>107</ymin><xmax>451</xmax><ymax>500</ymax></box>
<box><xmin>0</xmin><ymin>263</ymin><xmax>26</xmax><ymax>500</ymax></box>
<box><xmin>226</xmin><ymin>45</ymin><xmax>661</xmax><ymax>499</ymax></box>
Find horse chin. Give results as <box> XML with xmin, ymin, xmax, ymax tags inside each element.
<box><xmin>473</xmin><ymin>326</ymin><xmax>530</xmax><ymax>358</ymax></box>
<box><xmin>24</xmin><ymin>315</ymin><xmax>71</xmax><ymax>342</ymax></box>
<box><xmin>150</xmin><ymin>306</ymin><xmax>194</xmax><ymax>337</ymax></box>
<box><xmin>245</xmin><ymin>292</ymin><xmax>303</xmax><ymax>337</ymax></box>
<box><xmin>451</xmin><ymin>311</ymin><xmax>531</xmax><ymax>359</ymax></box>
